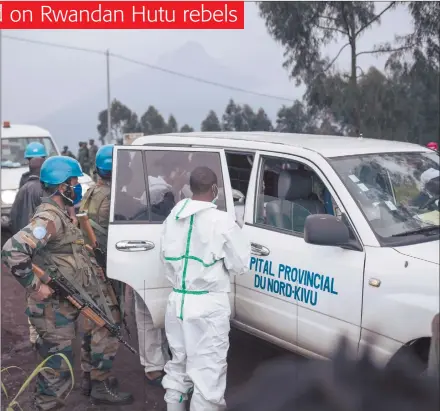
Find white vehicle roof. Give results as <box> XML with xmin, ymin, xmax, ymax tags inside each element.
<box><xmin>133</xmin><ymin>131</ymin><xmax>430</xmax><ymax>158</ymax></box>
<box><xmin>1</xmin><ymin>124</ymin><xmax>52</xmax><ymax>139</ymax></box>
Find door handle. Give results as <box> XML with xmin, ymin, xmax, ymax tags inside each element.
<box><xmin>115</xmin><ymin>240</ymin><xmax>155</xmax><ymax>252</ymax></box>
<box><xmin>368</xmin><ymin>278</ymin><xmax>381</xmax><ymax>287</ymax></box>
<box><xmin>251</xmin><ymin>242</ymin><xmax>270</xmax><ymax>256</ymax></box>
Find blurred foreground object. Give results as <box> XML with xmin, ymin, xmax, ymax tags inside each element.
<box><xmin>227</xmin><ymin>337</ymin><xmax>439</xmax><ymax>411</ymax></box>
<box><xmin>427</xmin><ymin>313</ymin><xmax>439</xmax><ymax>380</ymax></box>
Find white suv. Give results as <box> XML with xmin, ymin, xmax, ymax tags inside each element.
<box><xmin>106</xmin><ymin>131</ymin><xmax>439</xmax><ymax>372</ymax></box>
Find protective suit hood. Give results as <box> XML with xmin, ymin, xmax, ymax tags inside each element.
<box><xmin>175</xmin><ymin>199</ymin><xmax>217</xmax><ymax>220</ymax></box>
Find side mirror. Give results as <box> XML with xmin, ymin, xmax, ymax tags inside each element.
<box><xmin>304</xmin><ymin>214</ymin><xmax>355</xmax><ymax>249</ymax></box>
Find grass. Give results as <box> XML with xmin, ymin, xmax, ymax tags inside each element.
<box><xmin>1</xmin><ymin>353</ymin><xmax>74</xmax><ymax>411</ymax></box>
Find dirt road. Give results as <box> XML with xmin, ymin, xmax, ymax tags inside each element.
<box><xmin>1</xmin><ymin>261</ymin><xmax>295</xmax><ymax>410</ymax></box>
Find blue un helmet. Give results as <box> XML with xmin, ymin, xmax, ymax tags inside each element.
<box><xmin>40</xmin><ymin>156</ymin><xmax>83</xmax><ymax>186</ymax></box>
<box><xmin>95</xmin><ymin>144</ymin><xmax>114</xmax><ymax>178</ymax></box>
<box><xmin>40</xmin><ymin>156</ymin><xmax>84</xmax><ymax>206</ymax></box>
<box><xmin>24</xmin><ymin>142</ymin><xmax>47</xmax><ymax>159</ymax></box>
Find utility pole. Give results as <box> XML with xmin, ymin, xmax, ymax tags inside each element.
<box><xmin>106</xmin><ymin>49</ymin><xmax>112</xmax><ymax>144</ymax></box>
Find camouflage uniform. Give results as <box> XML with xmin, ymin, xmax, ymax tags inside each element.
<box><xmin>78</xmin><ymin>145</ymin><xmax>90</xmax><ymax>175</ymax></box>
<box><xmin>1</xmin><ymin>198</ymin><xmax>120</xmax><ymax>410</ymax></box>
<box><xmin>88</xmin><ymin>144</ymin><xmax>99</xmax><ymax>183</ymax></box>
<box><xmin>78</xmin><ymin>180</ymin><xmax>125</xmax><ymax>388</ymax></box>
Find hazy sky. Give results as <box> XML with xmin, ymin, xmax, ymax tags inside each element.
<box><xmin>1</xmin><ymin>2</ymin><xmax>413</xmax><ymax>124</ymax></box>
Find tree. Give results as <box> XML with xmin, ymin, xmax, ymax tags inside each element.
<box><xmin>180</xmin><ymin>124</ymin><xmax>194</xmax><ymax>132</ymax></box>
<box><xmin>276</xmin><ymin>101</ymin><xmax>313</xmax><ymax>133</ymax></box>
<box><xmin>399</xmin><ymin>2</ymin><xmax>440</xmax><ymax>69</ymax></box>
<box><xmin>222</xmin><ymin>99</ymin><xmax>239</xmax><ymax>131</ymax></box>
<box><xmin>254</xmin><ymin>108</ymin><xmax>273</xmax><ymax>131</ymax></box>
<box><xmin>140</xmin><ymin>106</ymin><xmax>167</xmax><ymax>135</ymax></box>
<box><xmin>222</xmin><ymin>100</ymin><xmax>259</xmax><ymax>131</ymax></box>
<box><xmin>305</xmin><ymin>53</ymin><xmax>439</xmax><ymax>142</ymax></box>
<box><xmin>238</xmin><ymin>104</ymin><xmax>255</xmax><ymax>131</ymax></box>
<box><xmin>201</xmin><ymin>110</ymin><xmax>222</xmax><ymax>132</ymax></box>
<box><xmin>124</xmin><ymin>112</ymin><xmax>141</xmax><ymax>134</ymax></box>
<box><xmin>385</xmin><ymin>51</ymin><xmax>439</xmax><ymax>144</ymax></box>
<box><xmin>166</xmin><ymin>114</ymin><xmax>178</xmax><ymax>133</ymax></box>
<box><xmin>97</xmin><ymin>99</ymin><xmax>140</xmax><ymax>144</ymax></box>
<box><xmin>258</xmin><ymin>1</ymin><xmax>405</xmax><ymax>134</ymax></box>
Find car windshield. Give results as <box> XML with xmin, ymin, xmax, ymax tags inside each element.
<box><xmin>331</xmin><ymin>151</ymin><xmax>439</xmax><ymax>245</ymax></box>
<box><xmin>1</xmin><ymin>137</ymin><xmax>58</xmax><ymax>167</ymax></box>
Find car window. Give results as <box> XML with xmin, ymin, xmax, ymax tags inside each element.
<box><xmin>113</xmin><ymin>149</ymin><xmax>227</xmax><ymax>223</ymax></box>
<box><xmin>331</xmin><ymin>151</ymin><xmax>439</xmax><ymax>244</ymax></box>
<box><xmin>225</xmin><ymin>152</ymin><xmax>254</xmax><ymax>228</ymax></box>
<box><xmin>226</xmin><ymin>152</ymin><xmax>254</xmax><ymax>199</ymax></box>
<box><xmin>113</xmin><ymin>150</ymin><xmax>149</xmax><ymax>222</ymax></box>
<box><xmin>254</xmin><ymin>156</ymin><xmax>339</xmax><ymax>234</ymax></box>
<box><xmin>145</xmin><ymin>150</ymin><xmax>227</xmax><ymax>222</ymax></box>
<box><xmin>1</xmin><ymin>137</ymin><xmax>57</xmax><ymax>167</ymax></box>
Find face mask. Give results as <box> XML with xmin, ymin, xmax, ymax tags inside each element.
<box><xmin>212</xmin><ymin>184</ymin><xmax>219</xmax><ymax>204</ymax></box>
<box><xmin>73</xmin><ymin>183</ymin><xmax>83</xmax><ymax>205</ymax></box>
<box><xmin>57</xmin><ymin>183</ymin><xmax>82</xmax><ymax>206</ymax></box>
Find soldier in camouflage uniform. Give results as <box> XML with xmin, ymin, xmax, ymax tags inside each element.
<box><xmin>77</xmin><ymin>142</ymin><xmax>90</xmax><ymax>175</ymax></box>
<box><xmin>88</xmin><ymin>139</ymin><xmax>99</xmax><ymax>183</ymax></box>
<box><xmin>78</xmin><ymin>144</ymin><xmax>127</xmax><ymax>396</ymax></box>
<box><xmin>1</xmin><ymin>156</ymin><xmax>132</xmax><ymax>410</ymax></box>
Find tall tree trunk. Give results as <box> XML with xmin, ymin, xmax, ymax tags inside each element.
<box><xmin>349</xmin><ymin>9</ymin><xmax>361</xmax><ymax>136</ymax></box>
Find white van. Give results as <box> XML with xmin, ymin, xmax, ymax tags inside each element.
<box><xmin>106</xmin><ymin>132</ymin><xmax>439</xmax><ymax>371</ymax></box>
<box><xmin>1</xmin><ymin>122</ymin><xmax>94</xmax><ymax>230</ymax></box>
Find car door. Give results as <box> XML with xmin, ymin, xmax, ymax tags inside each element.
<box><xmin>236</xmin><ymin>151</ymin><xmax>366</xmax><ymax>357</ymax></box>
<box><xmin>235</xmin><ymin>152</ymin><xmax>300</xmax><ymax>345</ymax></box>
<box><xmin>107</xmin><ymin>145</ymin><xmax>236</xmax><ymax>328</ymax></box>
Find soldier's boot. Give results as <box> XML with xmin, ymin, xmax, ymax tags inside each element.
<box><xmin>82</xmin><ymin>372</ymin><xmax>119</xmax><ymax>396</ymax></box>
<box><xmin>28</xmin><ymin>398</ymin><xmax>64</xmax><ymax>411</ymax></box>
<box><xmin>81</xmin><ymin>372</ymin><xmax>91</xmax><ymax>396</ymax></box>
<box><xmin>90</xmin><ymin>378</ymin><xmax>133</xmax><ymax>405</ymax></box>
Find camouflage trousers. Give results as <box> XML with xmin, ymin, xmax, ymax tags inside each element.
<box><xmin>80</xmin><ymin>304</ymin><xmax>120</xmax><ymax>380</ymax></box>
<box><xmin>26</xmin><ymin>294</ymin><xmax>120</xmax><ymax>411</ymax></box>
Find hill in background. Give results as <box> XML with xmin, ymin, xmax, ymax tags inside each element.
<box><xmin>36</xmin><ymin>41</ymin><xmax>295</xmax><ymax>148</ymax></box>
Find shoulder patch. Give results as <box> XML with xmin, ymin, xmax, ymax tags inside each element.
<box><xmin>32</xmin><ymin>226</ymin><xmax>47</xmax><ymax>240</ymax></box>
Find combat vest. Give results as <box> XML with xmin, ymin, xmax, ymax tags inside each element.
<box><xmin>33</xmin><ymin>199</ymin><xmax>113</xmax><ymax>318</ymax></box>
<box><xmin>33</xmin><ymin>200</ymin><xmax>94</xmax><ymax>284</ymax></box>
<box><xmin>79</xmin><ymin>182</ymin><xmax>111</xmax><ymax>252</ymax></box>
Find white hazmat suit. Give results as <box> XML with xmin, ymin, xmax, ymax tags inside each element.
<box><xmin>160</xmin><ymin>198</ymin><xmax>250</xmax><ymax>411</ymax></box>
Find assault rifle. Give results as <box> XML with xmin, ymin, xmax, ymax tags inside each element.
<box><xmin>32</xmin><ymin>264</ymin><xmax>138</xmax><ymax>355</ymax></box>
<box><xmin>77</xmin><ymin>212</ymin><xmax>131</xmax><ymax>338</ymax></box>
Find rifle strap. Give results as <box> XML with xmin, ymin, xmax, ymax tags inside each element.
<box><xmin>94</xmin><ymin>269</ymin><xmax>115</xmax><ymax>321</ymax></box>
<box><xmin>89</xmin><ymin>218</ymin><xmax>108</xmax><ymax>235</ymax></box>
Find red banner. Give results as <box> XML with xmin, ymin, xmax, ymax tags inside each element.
<box><xmin>0</xmin><ymin>1</ymin><xmax>244</xmax><ymax>29</ymax></box>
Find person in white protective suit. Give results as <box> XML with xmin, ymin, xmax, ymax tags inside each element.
<box><xmin>133</xmin><ymin>288</ymin><xmax>170</xmax><ymax>385</ymax></box>
<box><xmin>160</xmin><ymin>166</ymin><xmax>250</xmax><ymax>411</ymax></box>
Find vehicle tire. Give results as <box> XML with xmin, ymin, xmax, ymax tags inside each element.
<box><xmin>387</xmin><ymin>337</ymin><xmax>430</xmax><ymax>375</ymax></box>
